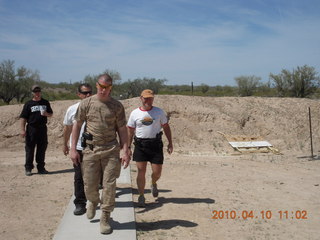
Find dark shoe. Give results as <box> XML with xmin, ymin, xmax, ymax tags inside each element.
<box><xmin>73</xmin><ymin>205</ymin><xmax>86</xmax><ymax>216</ymax></box>
<box><xmin>138</xmin><ymin>195</ymin><xmax>145</xmax><ymax>207</ymax></box>
<box><xmin>151</xmin><ymin>183</ymin><xmax>159</xmax><ymax>198</ymax></box>
<box><xmin>25</xmin><ymin>170</ymin><xmax>32</xmax><ymax>176</ymax></box>
<box><xmin>38</xmin><ymin>169</ymin><xmax>49</xmax><ymax>174</ymax></box>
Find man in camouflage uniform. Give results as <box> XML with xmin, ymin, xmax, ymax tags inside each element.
<box><xmin>70</xmin><ymin>73</ymin><xmax>130</xmax><ymax>235</ymax></box>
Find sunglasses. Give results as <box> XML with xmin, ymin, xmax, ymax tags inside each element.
<box><xmin>97</xmin><ymin>82</ymin><xmax>112</xmax><ymax>90</ymax></box>
<box><xmin>32</xmin><ymin>89</ymin><xmax>41</xmax><ymax>93</ymax></box>
<box><xmin>80</xmin><ymin>91</ymin><xmax>92</xmax><ymax>95</ymax></box>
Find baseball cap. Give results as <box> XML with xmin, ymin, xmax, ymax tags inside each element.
<box><xmin>31</xmin><ymin>85</ymin><xmax>41</xmax><ymax>92</ymax></box>
<box><xmin>141</xmin><ymin>89</ymin><xmax>154</xmax><ymax>98</ymax></box>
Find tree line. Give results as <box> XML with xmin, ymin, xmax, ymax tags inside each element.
<box><xmin>0</xmin><ymin>60</ymin><xmax>41</xmax><ymax>104</ymax></box>
<box><xmin>0</xmin><ymin>59</ymin><xmax>319</xmax><ymax>105</ymax></box>
<box><xmin>235</xmin><ymin>65</ymin><xmax>320</xmax><ymax>97</ymax></box>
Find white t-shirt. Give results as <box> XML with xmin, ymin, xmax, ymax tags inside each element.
<box><xmin>127</xmin><ymin>106</ymin><xmax>168</xmax><ymax>138</ymax></box>
<box><xmin>63</xmin><ymin>102</ymin><xmax>85</xmax><ymax>150</ymax></box>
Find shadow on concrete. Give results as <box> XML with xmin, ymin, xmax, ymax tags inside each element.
<box><xmin>90</xmin><ymin>218</ymin><xmax>136</xmax><ymax>230</ymax></box>
<box><xmin>110</xmin><ymin>219</ymin><xmax>136</xmax><ymax>230</ymax></box>
<box><xmin>116</xmin><ymin>187</ymin><xmax>133</xmax><ymax>198</ymax></box>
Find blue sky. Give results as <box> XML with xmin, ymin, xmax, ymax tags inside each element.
<box><xmin>0</xmin><ymin>0</ymin><xmax>319</xmax><ymax>86</ymax></box>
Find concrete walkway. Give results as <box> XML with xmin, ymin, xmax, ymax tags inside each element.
<box><xmin>53</xmin><ymin>166</ymin><xmax>136</xmax><ymax>240</ymax></box>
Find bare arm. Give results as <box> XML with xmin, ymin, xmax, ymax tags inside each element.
<box><xmin>163</xmin><ymin>123</ymin><xmax>173</xmax><ymax>154</ymax></box>
<box><xmin>62</xmin><ymin>125</ymin><xmax>72</xmax><ymax>156</ymax></box>
<box><xmin>20</xmin><ymin>118</ymin><xmax>27</xmax><ymax>138</ymax></box>
<box><xmin>117</xmin><ymin>125</ymin><xmax>131</xmax><ymax>169</ymax></box>
<box><xmin>127</xmin><ymin>127</ymin><xmax>135</xmax><ymax>149</ymax></box>
<box><xmin>70</xmin><ymin>120</ymin><xmax>83</xmax><ymax>166</ymax></box>
<box><xmin>43</xmin><ymin>112</ymin><xmax>53</xmax><ymax>117</ymax></box>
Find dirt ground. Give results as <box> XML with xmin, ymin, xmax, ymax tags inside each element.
<box><xmin>0</xmin><ymin>95</ymin><xmax>319</xmax><ymax>240</ymax></box>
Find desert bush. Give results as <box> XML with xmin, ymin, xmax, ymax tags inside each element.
<box><xmin>270</xmin><ymin>65</ymin><xmax>320</xmax><ymax>98</ymax></box>
<box><xmin>235</xmin><ymin>75</ymin><xmax>261</xmax><ymax>96</ymax></box>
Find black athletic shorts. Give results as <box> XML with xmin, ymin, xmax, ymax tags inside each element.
<box><xmin>133</xmin><ymin>137</ymin><xmax>164</xmax><ymax>164</ymax></box>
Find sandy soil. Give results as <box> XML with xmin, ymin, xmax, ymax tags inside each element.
<box><xmin>0</xmin><ymin>95</ymin><xmax>319</xmax><ymax>240</ymax></box>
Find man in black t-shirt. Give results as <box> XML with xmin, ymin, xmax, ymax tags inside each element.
<box><xmin>20</xmin><ymin>85</ymin><xmax>53</xmax><ymax>176</ymax></box>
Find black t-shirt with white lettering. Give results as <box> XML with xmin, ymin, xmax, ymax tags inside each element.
<box><xmin>20</xmin><ymin>98</ymin><xmax>53</xmax><ymax>127</ymax></box>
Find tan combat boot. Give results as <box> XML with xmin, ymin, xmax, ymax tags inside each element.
<box><xmin>100</xmin><ymin>211</ymin><xmax>112</xmax><ymax>234</ymax></box>
<box><xmin>86</xmin><ymin>201</ymin><xmax>98</xmax><ymax>219</ymax></box>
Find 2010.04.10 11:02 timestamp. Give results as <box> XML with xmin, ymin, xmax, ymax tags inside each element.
<box><xmin>211</xmin><ymin>210</ymin><xmax>308</xmax><ymax>220</ymax></box>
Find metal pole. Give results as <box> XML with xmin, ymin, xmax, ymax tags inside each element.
<box><xmin>191</xmin><ymin>82</ymin><xmax>194</xmax><ymax>96</ymax></box>
<box><xmin>309</xmin><ymin>107</ymin><xmax>314</xmax><ymax>158</ymax></box>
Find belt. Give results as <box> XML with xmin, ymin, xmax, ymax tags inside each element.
<box><xmin>134</xmin><ymin>132</ymin><xmax>163</xmax><ymax>141</ymax></box>
<box><xmin>86</xmin><ymin>139</ymin><xmax>118</xmax><ymax>151</ymax></box>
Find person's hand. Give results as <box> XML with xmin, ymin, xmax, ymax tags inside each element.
<box><xmin>121</xmin><ymin>153</ymin><xmax>131</xmax><ymax>169</ymax></box>
<box><xmin>62</xmin><ymin>145</ymin><xmax>69</xmax><ymax>156</ymax></box>
<box><xmin>20</xmin><ymin>130</ymin><xmax>26</xmax><ymax>138</ymax></box>
<box><xmin>70</xmin><ymin>149</ymin><xmax>80</xmax><ymax>166</ymax></box>
<box><xmin>167</xmin><ymin>143</ymin><xmax>173</xmax><ymax>154</ymax></box>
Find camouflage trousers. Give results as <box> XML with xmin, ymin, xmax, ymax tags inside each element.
<box><xmin>82</xmin><ymin>145</ymin><xmax>121</xmax><ymax>213</ymax></box>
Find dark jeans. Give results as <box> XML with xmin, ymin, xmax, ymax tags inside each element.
<box><xmin>25</xmin><ymin>125</ymin><xmax>48</xmax><ymax>171</ymax></box>
<box><xmin>74</xmin><ymin>150</ymin><xmax>86</xmax><ymax>206</ymax></box>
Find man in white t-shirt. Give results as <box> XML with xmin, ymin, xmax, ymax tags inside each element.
<box><xmin>127</xmin><ymin>89</ymin><xmax>173</xmax><ymax>207</ymax></box>
<box><xmin>63</xmin><ymin>83</ymin><xmax>92</xmax><ymax>215</ymax></box>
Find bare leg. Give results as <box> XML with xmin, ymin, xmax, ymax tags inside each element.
<box><xmin>151</xmin><ymin>163</ymin><xmax>162</xmax><ymax>184</ymax></box>
<box><xmin>136</xmin><ymin>161</ymin><xmax>148</xmax><ymax>195</ymax></box>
